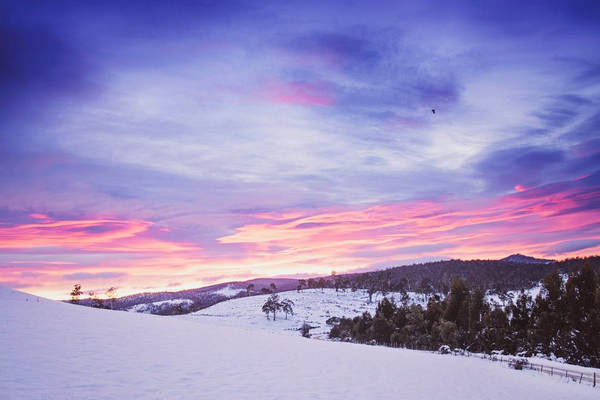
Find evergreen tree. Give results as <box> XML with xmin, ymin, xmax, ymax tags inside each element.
<box><xmin>261</xmin><ymin>294</ymin><xmax>281</xmax><ymax>320</ymax></box>
<box><xmin>531</xmin><ymin>270</ymin><xmax>566</xmax><ymax>355</ymax></box>
<box><xmin>563</xmin><ymin>265</ymin><xmax>598</xmax><ymax>365</ymax></box>
<box><xmin>281</xmin><ymin>299</ymin><xmax>294</xmax><ymax>319</ymax></box>
<box><xmin>509</xmin><ymin>290</ymin><xmax>532</xmax><ymax>353</ymax></box>
<box><xmin>70</xmin><ymin>284</ymin><xmax>83</xmax><ymax>304</ymax></box>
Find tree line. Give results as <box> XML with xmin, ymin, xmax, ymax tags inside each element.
<box><xmin>70</xmin><ymin>284</ymin><xmax>118</xmax><ymax>310</ymax></box>
<box><xmin>329</xmin><ymin>264</ymin><xmax>600</xmax><ymax>368</ymax></box>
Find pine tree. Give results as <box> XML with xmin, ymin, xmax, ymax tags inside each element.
<box><xmin>510</xmin><ymin>290</ymin><xmax>532</xmax><ymax>353</ymax></box>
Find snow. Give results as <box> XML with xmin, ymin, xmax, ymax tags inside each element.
<box><xmin>182</xmin><ymin>288</ymin><xmax>429</xmax><ymax>338</ymax></box>
<box><xmin>128</xmin><ymin>298</ymin><xmax>193</xmax><ymax>313</ymax></box>
<box><xmin>1</xmin><ymin>286</ymin><xmax>598</xmax><ymax>399</ymax></box>
<box><xmin>486</xmin><ymin>283</ymin><xmax>543</xmax><ymax>307</ymax></box>
<box><xmin>213</xmin><ymin>285</ymin><xmax>246</xmax><ymax>298</ymax></box>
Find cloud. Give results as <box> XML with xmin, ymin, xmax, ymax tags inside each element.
<box><xmin>545</xmin><ymin>239</ymin><xmax>600</xmax><ymax>255</ymax></box>
<box><xmin>63</xmin><ymin>272</ymin><xmax>127</xmax><ymax>280</ymax></box>
<box><xmin>260</xmin><ymin>80</ymin><xmax>335</xmax><ymax>106</ymax></box>
<box><xmin>0</xmin><ymin>217</ymin><xmax>195</xmax><ymax>253</ymax></box>
<box><xmin>475</xmin><ymin>146</ymin><xmax>565</xmax><ymax>192</ymax></box>
<box><xmin>218</xmin><ymin>180</ymin><xmax>600</xmax><ymax>268</ymax></box>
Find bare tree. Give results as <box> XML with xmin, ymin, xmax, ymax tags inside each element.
<box><xmin>246</xmin><ymin>283</ymin><xmax>254</xmax><ymax>296</ymax></box>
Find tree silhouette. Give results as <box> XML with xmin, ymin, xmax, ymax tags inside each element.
<box><xmin>70</xmin><ymin>284</ymin><xmax>82</xmax><ymax>304</ymax></box>
<box><xmin>246</xmin><ymin>283</ymin><xmax>254</xmax><ymax>296</ymax></box>
<box><xmin>281</xmin><ymin>299</ymin><xmax>294</xmax><ymax>319</ymax></box>
<box><xmin>106</xmin><ymin>287</ymin><xmax>117</xmax><ymax>310</ymax></box>
<box><xmin>262</xmin><ymin>294</ymin><xmax>281</xmax><ymax>320</ymax></box>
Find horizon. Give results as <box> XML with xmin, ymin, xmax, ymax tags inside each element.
<box><xmin>2</xmin><ymin>1</ymin><xmax>600</xmax><ymax>299</ymax></box>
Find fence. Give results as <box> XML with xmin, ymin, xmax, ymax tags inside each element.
<box><xmin>471</xmin><ymin>353</ymin><xmax>597</xmax><ymax>388</ymax></box>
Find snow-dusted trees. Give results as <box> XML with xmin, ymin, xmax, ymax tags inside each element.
<box><xmin>246</xmin><ymin>283</ymin><xmax>254</xmax><ymax>296</ymax></box>
<box><xmin>262</xmin><ymin>294</ymin><xmax>281</xmax><ymax>320</ymax></box>
<box><xmin>281</xmin><ymin>299</ymin><xmax>294</xmax><ymax>319</ymax></box>
<box><xmin>329</xmin><ymin>265</ymin><xmax>600</xmax><ymax>368</ymax></box>
<box><xmin>262</xmin><ymin>295</ymin><xmax>295</xmax><ymax>321</ymax></box>
<box><xmin>70</xmin><ymin>284</ymin><xmax>83</xmax><ymax>304</ymax></box>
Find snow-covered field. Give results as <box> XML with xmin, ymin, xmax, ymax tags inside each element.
<box><xmin>181</xmin><ymin>286</ymin><xmax>544</xmax><ymax>338</ymax></box>
<box><xmin>2</xmin><ymin>286</ymin><xmax>598</xmax><ymax>399</ymax></box>
<box><xmin>128</xmin><ymin>298</ymin><xmax>194</xmax><ymax>313</ymax></box>
<box><xmin>181</xmin><ymin>288</ymin><xmax>427</xmax><ymax>338</ymax></box>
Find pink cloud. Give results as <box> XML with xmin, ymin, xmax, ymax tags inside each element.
<box><xmin>0</xmin><ymin>217</ymin><xmax>195</xmax><ymax>253</ymax></box>
<box><xmin>29</xmin><ymin>213</ymin><xmax>51</xmax><ymax>220</ymax></box>
<box><xmin>261</xmin><ymin>80</ymin><xmax>335</xmax><ymax>106</ymax></box>
<box><xmin>4</xmin><ymin>185</ymin><xmax>599</xmax><ymax>299</ymax></box>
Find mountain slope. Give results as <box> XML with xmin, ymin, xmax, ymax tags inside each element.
<box><xmin>1</xmin><ymin>286</ymin><xmax>598</xmax><ymax>399</ymax></box>
<box><xmin>501</xmin><ymin>254</ymin><xmax>555</xmax><ymax>264</ymax></box>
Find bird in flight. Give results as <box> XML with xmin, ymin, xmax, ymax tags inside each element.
<box><xmin>432</xmin><ymin>109</ymin><xmax>436</xmax><ymax>114</ymax></box>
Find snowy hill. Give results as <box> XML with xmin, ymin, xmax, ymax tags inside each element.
<box><xmin>501</xmin><ymin>254</ymin><xmax>555</xmax><ymax>264</ymax></box>
<box><xmin>81</xmin><ymin>278</ymin><xmax>298</xmax><ymax>312</ymax></box>
<box><xmin>181</xmin><ymin>288</ymin><xmax>430</xmax><ymax>338</ymax></box>
<box><xmin>2</xmin><ymin>286</ymin><xmax>598</xmax><ymax>399</ymax></box>
<box><xmin>182</xmin><ymin>287</ymin><xmax>547</xmax><ymax>338</ymax></box>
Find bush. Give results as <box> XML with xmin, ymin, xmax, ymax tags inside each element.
<box><xmin>509</xmin><ymin>358</ymin><xmax>528</xmax><ymax>370</ymax></box>
<box><xmin>300</xmin><ymin>322</ymin><xmax>311</xmax><ymax>338</ymax></box>
<box><xmin>438</xmin><ymin>345</ymin><xmax>451</xmax><ymax>354</ymax></box>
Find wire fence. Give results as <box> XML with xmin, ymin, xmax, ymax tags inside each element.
<box><xmin>463</xmin><ymin>352</ymin><xmax>598</xmax><ymax>388</ymax></box>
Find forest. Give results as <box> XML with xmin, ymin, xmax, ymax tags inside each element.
<box><xmin>329</xmin><ymin>264</ymin><xmax>600</xmax><ymax>368</ymax></box>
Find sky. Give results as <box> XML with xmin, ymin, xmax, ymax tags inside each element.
<box><xmin>1</xmin><ymin>0</ymin><xmax>600</xmax><ymax>299</ymax></box>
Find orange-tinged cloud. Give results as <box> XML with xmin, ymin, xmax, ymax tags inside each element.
<box><xmin>0</xmin><ymin>218</ymin><xmax>193</xmax><ymax>252</ymax></box>
<box><xmin>2</xmin><ymin>185</ymin><xmax>599</xmax><ymax>300</ymax></box>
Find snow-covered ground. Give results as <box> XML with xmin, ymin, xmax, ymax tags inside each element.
<box><xmin>128</xmin><ymin>298</ymin><xmax>194</xmax><ymax>313</ymax></box>
<box><xmin>183</xmin><ymin>287</ymin><xmax>600</xmax><ymax>373</ymax></box>
<box><xmin>181</xmin><ymin>288</ymin><xmax>428</xmax><ymax>338</ymax></box>
<box><xmin>181</xmin><ymin>286</ymin><xmax>545</xmax><ymax>338</ymax></box>
<box><xmin>2</xmin><ymin>286</ymin><xmax>598</xmax><ymax>399</ymax></box>
<box><xmin>486</xmin><ymin>282</ymin><xmax>543</xmax><ymax>307</ymax></box>
<box><xmin>213</xmin><ymin>285</ymin><xmax>246</xmax><ymax>298</ymax></box>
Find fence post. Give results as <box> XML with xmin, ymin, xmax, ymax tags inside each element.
<box><xmin>579</xmin><ymin>373</ymin><xmax>583</xmax><ymax>384</ymax></box>
<box><xmin>550</xmin><ymin>367</ymin><xmax>553</xmax><ymax>376</ymax></box>
<box><xmin>565</xmin><ymin>369</ymin><xmax>568</xmax><ymax>378</ymax></box>
<box><xmin>593</xmin><ymin>372</ymin><xmax>596</xmax><ymax>387</ymax></box>
<box><xmin>540</xmin><ymin>365</ymin><xmax>543</xmax><ymax>373</ymax></box>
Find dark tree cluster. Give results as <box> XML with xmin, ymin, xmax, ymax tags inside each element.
<box><xmin>262</xmin><ymin>294</ymin><xmax>294</xmax><ymax>321</ymax></box>
<box><xmin>330</xmin><ymin>265</ymin><xmax>600</xmax><ymax>367</ymax></box>
<box><xmin>346</xmin><ymin>256</ymin><xmax>600</xmax><ymax>296</ymax></box>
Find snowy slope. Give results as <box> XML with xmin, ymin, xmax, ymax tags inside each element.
<box><xmin>1</xmin><ymin>286</ymin><xmax>598</xmax><ymax>400</ymax></box>
<box><xmin>182</xmin><ymin>287</ymin><xmax>545</xmax><ymax>338</ymax></box>
<box><xmin>128</xmin><ymin>298</ymin><xmax>194</xmax><ymax>313</ymax></box>
<box><xmin>181</xmin><ymin>288</ymin><xmax>429</xmax><ymax>338</ymax></box>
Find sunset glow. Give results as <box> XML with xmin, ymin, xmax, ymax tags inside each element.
<box><xmin>1</xmin><ymin>1</ymin><xmax>599</xmax><ymax>299</ymax></box>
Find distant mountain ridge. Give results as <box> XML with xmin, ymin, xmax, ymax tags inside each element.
<box><xmin>501</xmin><ymin>254</ymin><xmax>555</xmax><ymax>264</ymax></box>
<box><xmin>74</xmin><ymin>278</ymin><xmax>299</xmax><ymax>313</ymax></box>
<box><xmin>68</xmin><ymin>255</ymin><xmax>598</xmax><ymax>315</ymax></box>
